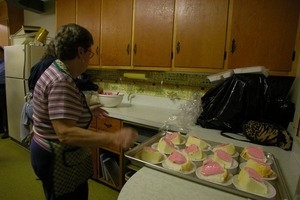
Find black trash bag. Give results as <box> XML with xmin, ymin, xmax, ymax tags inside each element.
<box><xmin>265</xmin><ymin>97</ymin><xmax>295</xmax><ymax>129</ymax></box>
<box><xmin>197</xmin><ymin>74</ymin><xmax>271</xmax><ymax>133</ymax></box>
<box><xmin>264</xmin><ymin>76</ymin><xmax>295</xmax><ymax>129</ymax></box>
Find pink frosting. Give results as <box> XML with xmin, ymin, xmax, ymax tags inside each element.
<box><xmin>168</xmin><ymin>151</ymin><xmax>187</xmax><ymax>164</ymax></box>
<box><xmin>244</xmin><ymin>167</ymin><xmax>264</xmax><ymax>183</ymax></box>
<box><xmin>247</xmin><ymin>146</ymin><xmax>265</xmax><ymax>159</ymax></box>
<box><xmin>201</xmin><ymin>160</ymin><xmax>224</xmax><ymax>175</ymax></box>
<box><xmin>144</xmin><ymin>146</ymin><xmax>159</xmax><ymax>152</ymax></box>
<box><xmin>162</xmin><ymin>137</ymin><xmax>174</xmax><ymax>147</ymax></box>
<box><xmin>165</xmin><ymin>132</ymin><xmax>180</xmax><ymax>140</ymax></box>
<box><xmin>184</xmin><ymin>144</ymin><xmax>199</xmax><ymax>153</ymax></box>
<box><xmin>215</xmin><ymin>150</ymin><xmax>232</xmax><ymax>162</ymax></box>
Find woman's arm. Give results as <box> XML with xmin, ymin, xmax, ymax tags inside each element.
<box><xmin>52</xmin><ymin>119</ymin><xmax>138</xmax><ymax>149</ymax></box>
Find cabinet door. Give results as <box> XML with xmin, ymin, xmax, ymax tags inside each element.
<box><xmin>96</xmin><ymin>117</ymin><xmax>124</xmax><ymax>190</ymax></box>
<box><xmin>133</xmin><ymin>0</ymin><xmax>174</xmax><ymax>69</ymax></box>
<box><xmin>101</xmin><ymin>0</ymin><xmax>133</xmax><ymax>66</ymax></box>
<box><xmin>77</xmin><ymin>0</ymin><xmax>101</xmax><ymax>66</ymax></box>
<box><xmin>89</xmin><ymin>116</ymin><xmax>97</xmax><ymax>129</ymax></box>
<box><xmin>175</xmin><ymin>0</ymin><xmax>229</xmax><ymax>70</ymax></box>
<box><xmin>0</xmin><ymin>20</ymin><xmax>9</xmax><ymax>46</ymax></box>
<box><xmin>0</xmin><ymin>1</ymin><xmax>8</xmax><ymax>20</ymax></box>
<box><xmin>56</xmin><ymin>0</ymin><xmax>76</xmax><ymax>29</ymax></box>
<box><xmin>0</xmin><ymin>1</ymin><xmax>23</xmax><ymax>45</ymax></box>
<box><xmin>97</xmin><ymin>117</ymin><xmax>122</xmax><ymax>154</ymax></box>
<box><xmin>227</xmin><ymin>0</ymin><xmax>300</xmax><ymax>72</ymax></box>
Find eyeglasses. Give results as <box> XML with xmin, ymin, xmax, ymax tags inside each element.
<box><xmin>86</xmin><ymin>49</ymin><xmax>94</xmax><ymax>59</ymax></box>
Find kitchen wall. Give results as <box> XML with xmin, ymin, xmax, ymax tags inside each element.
<box><xmin>290</xmin><ymin>17</ymin><xmax>300</xmax><ymax>143</ymax></box>
<box><xmin>23</xmin><ymin>1</ymin><xmax>56</xmax><ymax>38</ymax></box>
<box><xmin>86</xmin><ymin>69</ymin><xmax>213</xmax><ymax>100</ymax></box>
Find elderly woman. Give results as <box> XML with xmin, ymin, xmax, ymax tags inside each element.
<box><xmin>30</xmin><ymin>24</ymin><xmax>138</xmax><ymax>200</ymax></box>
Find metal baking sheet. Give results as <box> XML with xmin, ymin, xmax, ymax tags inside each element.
<box><xmin>124</xmin><ymin>133</ymin><xmax>291</xmax><ymax>200</ymax></box>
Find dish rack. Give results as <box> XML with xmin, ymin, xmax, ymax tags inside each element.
<box><xmin>125</xmin><ymin>133</ymin><xmax>291</xmax><ymax>200</ymax></box>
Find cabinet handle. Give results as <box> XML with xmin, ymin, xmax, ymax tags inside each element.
<box><xmin>231</xmin><ymin>39</ymin><xmax>236</xmax><ymax>54</ymax></box>
<box><xmin>292</xmin><ymin>50</ymin><xmax>296</xmax><ymax>61</ymax></box>
<box><xmin>134</xmin><ymin>44</ymin><xmax>137</xmax><ymax>54</ymax></box>
<box><xmin>176</xmin><ymin>42</ymin><xmax>180</xmax><ymax>54</ymax></box>
<box><xmin>104</xmin><ymin>122</ymin><xmax>112</xmax><ymax>128</ymax></box>
<box><xmin>96</xmin><ymin>46</ymin><xmax>99</xmax><ymax>55</ymax></box>
<box><xmin>127</xmin><ymin>44</ymin><xmax>130</xmax><ymax>55</ymax></box>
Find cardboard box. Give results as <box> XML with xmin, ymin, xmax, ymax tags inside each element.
<box><xmin>9</xmin><ymin>25</ymin><xmax>40</xmax><ymax>45</ymax></box>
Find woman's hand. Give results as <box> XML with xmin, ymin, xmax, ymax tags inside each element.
<box><xmin>115</xmin><ymin>127</ymin><xmax>139</xmax><ymax>150</ymax></box>
<box><xmin>89</xmin><ymin>104</ymin><xmax>109</xmax><ymax>118</ymax></box>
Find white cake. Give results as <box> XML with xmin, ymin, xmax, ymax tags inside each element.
<box><xmin>165</xmin><ymin>132</ymin><xmax>183</xmax><ymax>145</ymax></box>
<box><xmin>157</xmin><ymin>137</ymin><xmax>176</xmax><ymax>154</ymax></box>
<box><xmin>183</xmin><ymin>144</ymin><xmax>203</xmax><ymax>160</ymax></box>
<box><xmin>238</xmin><ymin>167</ymin><xmax>268</xmax><ymax>195</ymax></box>
<box><xmin>185</xmin><ymin>135</ymin><xmax>208</xmax><ymax>150</ymax></box>
<box><xmin>241</xmin><ymin>146</ymin><xmax>267</xmax><ymax>162</ymax></box>
<box><xmin>244</xmin><ymin>158</ymin><xmax>275</xmax><ymax>178</ymax></box>
<box><xmin>140</xmin><ymin>146</ymin><xmax>163</xmax><ymax>163</ymax></box>
<box><xmin>165</xmin><ymin>151</ymin><xmax>191</xmax><ymax>172</ymax></box>
<box><xmin>200</xmin><ymin>160</ymin><xmax>228</xmax><ymax>183</ymax></box>
<box><xmin>212</xmin><ymin>150</ymin><xmax>233</xmax><ymax>168</ymax></box>
<box><xmin>212</xmin><ymin>143</ymin><xmax>236</xmax><ymax>156</ymax></box>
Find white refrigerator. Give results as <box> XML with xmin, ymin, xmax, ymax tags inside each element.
<box><xmin>4</xmin><ymin>45</ymin><xmax>46</xmax><ymax>142</ymax></box>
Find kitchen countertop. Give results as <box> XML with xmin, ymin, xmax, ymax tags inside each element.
<box><xmin>101</xmin><ymin>95</ymin><xmax>300</xmax><ymax>199</ymax></box>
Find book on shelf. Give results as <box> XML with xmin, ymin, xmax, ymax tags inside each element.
<box><xmin>103</xmin><ymin>157</ymin><xmax>120</xmax><ymax>187</ymax></box>
<box><xmin>99</xmin><ymin>153</ymin><xmax>109</xmax><ymax>179</ymax></box>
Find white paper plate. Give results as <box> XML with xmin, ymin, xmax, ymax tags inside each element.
<box><xmin>202</xmin><ymin>143</ymin><xmax>212</xmax><ymax>152</ymax></box>
<box><xmin>195</xmin><ymin>166</ymin><xmax>233</xmax><ymax>186</ymax></box>
<box><xmin>232</xmin><ymin>175</ymin><xmax>276</xmax><ymax>199</ymax></box>
<box><xmin>134</xmin><ymin>151</ymin><xmax>167</xmax><ymax>165</ymax></box>
<box><xmin>239</xmin><ymin>162</ymin><xmax>277</xmax><ymax>181</ymax></box>
<box><xmin>162</xmin><ymin>161</ymin><xmax>196</xmax><ymax>175</ymax></box>
<box><xmin>175</xmin><ymin>137</ymin><xmax>186</xmax><ymax>146</ymax></box>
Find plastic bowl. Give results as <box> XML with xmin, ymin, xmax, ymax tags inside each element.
<box><xmin>98</xmin><ymin>91</ymin><xmax>124</xmax><ymax>107</ymax></box>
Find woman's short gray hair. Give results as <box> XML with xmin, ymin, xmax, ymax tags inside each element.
<box><xmin>54</xmin><ymin>23</ymin><xmax>94</xmax><ymax>61</ymax></box>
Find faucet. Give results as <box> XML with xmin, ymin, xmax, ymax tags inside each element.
<box><xmin>127</xmin><ymin>92</ymin><xmax>132</xmax><ymax>101</ymax></box>
<box><xmin>127</xmin><ymin>92</ymin><xmax>136</xmax><ymax>103</ymax></box>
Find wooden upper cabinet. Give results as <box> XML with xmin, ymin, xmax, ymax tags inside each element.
<box><xmin>101</xmin><ymin>0</ymin><xmax>133</xmax><ymax>66</ymax></box>
<box><xmin>0</xmin><ymin>1</ymin><xmax>23</xmax><ymax>46</ymax></box>
<box><xmin>174</xmin><ymin>0</ymin><xmax>229</xmax><ymax>71</ymax></box>
<box><xmin>0</xmin><ymin>1</ymin><xmax>8</xmax><ymax>21</ymax></box>
<box><xmin>133</xmin><ymin>0</ymin><xmax>174</xmax><ymax>69</ymax></box>
<box><xmin>55</xmin><ymin>0</ymin><xmax>300</xmax><ymax>75</ymax></box>
<box><xmin>56</xmin><ymin>0</ymin><xmax>101</xmax><ymax>66</ymax></box>
<box><xmin>77</xmin><ymin>0</ymin><xmax>101</xmax><ymax>66</ymax></box>
<box><xmin>0</xmin><ymin>20</ymin><xmax>9</xmax><ymax>46</ymax></box>
<box><xmin>56</xmin><ymin>0</ymin><xmax>76</xmax><ymax>29</ymax></box>
<box><xmin>226</xmin><ymin>0</ymin><xmax>300</xmax><ymax>74</ymax></box>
